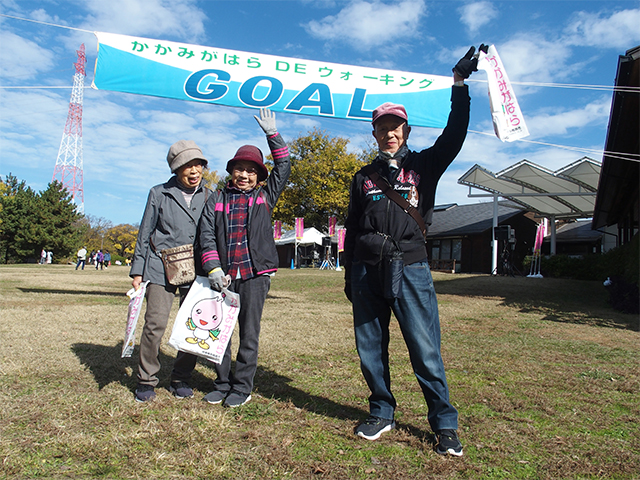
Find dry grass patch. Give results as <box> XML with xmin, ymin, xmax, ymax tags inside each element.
<box><xmin>0</xmin><ymin>264</ymin><xmax>638</xmax><ymax>479</ymax></box>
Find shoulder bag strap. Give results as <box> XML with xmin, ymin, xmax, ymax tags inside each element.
<box><xmin>149</xmin><ymin>237</ymin><xmax>161</xmax><ymax>257</ymax></box>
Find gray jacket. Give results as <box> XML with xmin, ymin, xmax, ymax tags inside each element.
<box><xmin>129</xmin><ymin>176</ymin><xmax>210</xmax><ymax>286</ymax></box>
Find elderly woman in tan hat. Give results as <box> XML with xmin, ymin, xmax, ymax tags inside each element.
<box><xmin>129</xmin><ymin>139</ymin><xmax>211</xmax><ymax>402</ymax></box>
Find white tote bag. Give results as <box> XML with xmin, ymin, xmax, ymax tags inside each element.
<box><xmin>122</xmin><ymin>281</ymin><xmax>149</xmax><ymax>358</ymax></box>
<box><xmin>168</xmin><ymin>275</ymin><xmax>240</xmax><ymax>364</ymax></box>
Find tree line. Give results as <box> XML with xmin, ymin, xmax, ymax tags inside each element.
<box><xmin>0</xmin><ymin>130</ymin><xmax>376</xmax><ymax>264</ymax></box>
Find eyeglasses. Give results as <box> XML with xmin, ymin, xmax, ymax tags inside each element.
<box><xmin>233</xmin><ymin>165</ymin><xmax>258</xmax><ymax>176</ymax></box>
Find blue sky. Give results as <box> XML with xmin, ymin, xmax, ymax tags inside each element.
<box><xmin>1</xmin><ymin>0</ymin><xmax>639</xmax><ymax>226</ymax></box>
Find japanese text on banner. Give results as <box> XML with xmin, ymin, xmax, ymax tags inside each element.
<box><xmin>477</xmin><ymin>45</ymin><xmax>529</xmax><ymax>142</ymax></box>
<box><xmin>92</xmin><ymin>32</ymin><xmax>454</xmax><ymax>129</ymax></box>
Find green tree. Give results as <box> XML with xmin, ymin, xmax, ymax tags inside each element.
<box><xmin>202</xmin><ymin>168</ymin><xmax>223</xmax><ymax>191</ymax></box>
<box><xmin>272</xmin><ymin>129</ymin><xmax>367</xmax><ymax>230</ymax></box>
<box><xmin>36</xmin><ymin>181</ymin><xmax>84</xmax><ymax>262</ymax></box>
<box><xmin>0</xmin><ymin>175</ymin><xmax>84</xmax><ymax>263</ymax></box>
<box><xmin>0</xmin><ymin>179</ymin><xmax>5</xmax><ymax>220</ymax></box>
<box><xmin>360</xmin><ymin>138</ymin><xmax>379</xmax><ymax>164</ymax></box>
<box><xmin>0</xmin><ymin>174</ymin><xmax>40</xmax><ymax>262</ymax></box>
<box><xmin>80</xmin><ymin>215</ymin><xmax>114</xmax><ymax>253</ymax></box>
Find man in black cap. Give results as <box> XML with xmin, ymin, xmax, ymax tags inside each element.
<box><xmin>343</xmin><ymin>46</ymin><xmax>484</xmax><ymax>456</ymax></box>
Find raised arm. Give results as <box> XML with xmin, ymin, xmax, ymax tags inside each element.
<box><xmin>254</xmin><ymin>108</ymin><xmax>291</xmax><ymax>207</ymax></box>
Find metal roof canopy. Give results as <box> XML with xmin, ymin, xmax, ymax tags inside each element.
<box><xmin>457</xmin><ymin>157</ymin><xmax>601</xmax><ymax>273</ymax></box>
<box><xmin>458</xmin><ymin>157</ymin><xmax>601</xmax><ymax>219</ymax></box>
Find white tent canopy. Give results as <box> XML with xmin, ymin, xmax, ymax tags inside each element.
<box><xmin>275</xmin><ymin>227</ymin><xmax>325</xmax><ymax>246</ymax></box>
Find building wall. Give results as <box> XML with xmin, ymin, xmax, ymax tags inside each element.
<box><xmin>602</xmin><ymin>225</ymin><xmax>619</xmax><ymax>252</ymax></box>
<box><xmin>428</xmin><ymin>213</ymin><xmax>538</xmax><ymax>274</ymax></box>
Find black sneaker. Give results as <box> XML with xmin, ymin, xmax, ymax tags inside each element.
<box><xmin>435</xmin><ymin>429</ymin><xmax>463</xmax><ymax>457</ymax></box>
<box><xmin>203</xmin><ymin>390</ymin><xmax>228</xmax><ymax>405</ymax></box>
<box><xmin>355</xmin><ymin>416</ymin><xmax>395</xmax><ymax>440</ymax></box>
<box><xmin>135</xmin><ymin>384</ymin><xmax>156</xmax><ymax>403</ymax></box>
<box><xmin>169</xmin><ymin>381</ymin><xmax>193</xmax><ymax>399</ymax></box>
<box><xmin>223</xmin><ymin>391</ymin><xmax>251</xmax><ymax>408</ymax></box>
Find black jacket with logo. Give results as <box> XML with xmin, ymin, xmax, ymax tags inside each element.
<box><xmin>344</xmin><ymin>85</ymin><xmax>471</xmax><ymax>272</ymax></box>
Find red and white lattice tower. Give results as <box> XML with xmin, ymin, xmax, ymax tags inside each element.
<box><xmin>52</xmin><ymin>44</ymin><xmax>86</xmax><ymax>213</ymax></box>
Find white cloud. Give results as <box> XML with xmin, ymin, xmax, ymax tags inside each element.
<box><xmin>0</xmin><ymin>90</ymin><xmax>68</xmax><ymax>173</ymax></box>
<box><xmin>0</xmin><ymin>31</ymin><xmax>56</xmax><ymax>80</ymax></box>
<box><xmin>458</xmin><ymin>1</ymin><xmax>498</xmax><ymax>35</ymax></box>
<box><xmin>467</xmin><ymin>8</ymin><xmax>640</xmax><ymax>89</ymax></box>
<box><xmin>496</xmin><ymin>36</ymin><xmax>574</xmax><ymax>84</ymax></box>
<box><xmin>525</xmin><ymin>96</ymin><xmax>611</xmax><ymax>138</ymax></box>
<box><xmin>80</xmin><ymin>0</ymin><xmax>207</xmax><ymax>42</ymax></box>
<box><xmin>406</xmin><ymin>126</ymin><xmax>440</xmax><ymax>151</ymax></box>
<box><xmin>291</xmin><ymin>116</ymin><xmax>323</xmax><ymax>132</ymax></box>
<box><xmin>304</xmin><ymin>0</ymin><xmax>426</xmax><ymax>50</ymax></box>
<box><xmin>457</xmin><ymin>131</ymin><xmax>523</xmax><ymax>171</ymax></box>
<box><xmin>193</xmin><ymin>109</ymin><xmax>241</xmax><ymax>126</ymax></box>
<box><xmin>28</xmin><ymin>8</ymin><xmax>67</xmax><ymax>26</ymax></box>
<box><xmin>564</xmin><ymin>8</ymin><xmax>640</xmax><ymax>49</ymax></box>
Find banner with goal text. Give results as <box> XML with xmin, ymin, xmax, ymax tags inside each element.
<box><xmin>92</xmin><ymin>32</ymin><xmax>455</xmax><ymax>128</ymax></box>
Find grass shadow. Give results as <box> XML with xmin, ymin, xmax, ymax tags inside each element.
<box><xmin>71</xmin><ymin>342</ymin><xmax>212</xmax><ymax>392</ymax></box>
<box><xmin>20</xmin><ymin>287</ymin><xmax>124</xmax><ymax>297</ymax></box>
<box><xmin>265</xmin><ymin>293</ymin><xmax>286</xmax><ymax>300</ymax></box>
<box><xmin>433</xmin><ymin>275</ymin><xmax>639</xmax><ymax>331</ymax></box>
<box><xmin>398</xmin><ymin>424</ymin><xmax>436</xmax><ymax>445</ymax></box>
<box><xmin>196</xmin><ymin>362</ymin><xmax>368</xmax><ymax>423</ymax></box>
<box><xmin>196</xmin><ymin>362</ymin><xmax>435</xmax><ymax>439</ymax></box>
<box><xmin>255</xmin><ymin>366</ymin><xmax>367</xmax><ymax>422</ymax></box>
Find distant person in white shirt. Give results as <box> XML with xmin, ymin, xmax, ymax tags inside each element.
<box><xmin>76</xmin><ymin>247</ymin><xmax>87</xmax><ymax>270</ymax></box>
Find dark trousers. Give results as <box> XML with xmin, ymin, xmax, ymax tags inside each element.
<box><xmin>174</xmin><ymin>275</ymin><xmax>270</xmax><ymax>395</ymax></box>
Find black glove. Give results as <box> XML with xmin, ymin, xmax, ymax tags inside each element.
<box><xmin>453</xmin><ymin>46</ymin><xmax>478</xmax><ymax>79</ymax></box>
<box><xmin>344</xmin><ymin>280</ymin><xmax>352</xmax><ymax>303</ymax></box>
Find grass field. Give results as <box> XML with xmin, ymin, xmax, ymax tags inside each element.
<box><xmin>0</xmin><ymin>264</ymin><xmax>638</xmax><ymax>479</ymax></box>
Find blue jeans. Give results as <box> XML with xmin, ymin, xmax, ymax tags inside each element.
<box><xmin>350</xmin><ymin>259</ymin><xmax>458</xmax><ymax>432</ymax></box>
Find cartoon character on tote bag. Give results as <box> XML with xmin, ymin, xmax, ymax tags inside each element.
<box><xmin>168</xmin><ymin>276</ymin><xmax>240</xmax><ymax>364</ymax></box>
<box><xmin>185</xmin><ymin>297</ymin><xmax>223</xmax><ymax>350</ymax></box>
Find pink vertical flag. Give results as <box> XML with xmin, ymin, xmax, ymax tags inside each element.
<box><xmin>328</xmin><ymin>216</ymin><xmax>337</xmax><ymax>236</ymax></box>
<box><xmin>337</xmin><ymin>228</ymin><xmax>346</xmax><ymax>252</ymax></box>
<box><xmin>295</xmin><ymin>217</ymin><xmax>304</xmax><ymax>240</ymax></box>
